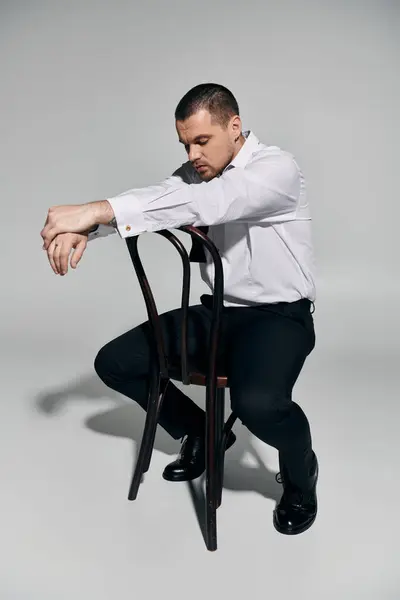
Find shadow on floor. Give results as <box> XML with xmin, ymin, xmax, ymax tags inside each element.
<box><xmin>34</xmin><ymin>372</ymin><xmax>282</xmax><ymax>545</ymax></box>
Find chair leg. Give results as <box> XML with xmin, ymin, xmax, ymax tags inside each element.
<box><xmin>217</xmin><ymin>410</ymin><xmax>237</xmax><ymax>508</ymax></box>
<box><xmin>205</xmin><ymin>379</ymin><xmax>219</xmax><ymax>551</ymax></box>
<box><xmin>142</xmin><ymin>379</ymin><xmax>168</xmax><ymax>473</ymax></box>
<box><xmin>128</xmin><ymin>371</ymin><xmax>162</xmax><ymax>501</ymax></box>
<box><xmin>215</xmin><ymin>388</ymin><xmax>225</xmax><ymax>509</ymax></box>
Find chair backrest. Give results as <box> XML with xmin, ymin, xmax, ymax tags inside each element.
<box><xmin>125</xmin><ymin>225</ymin><xmax>224</xmax><ymax>388</ymax></box>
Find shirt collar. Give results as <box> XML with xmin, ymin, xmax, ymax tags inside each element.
<box><xmin>222</xmin><ymin>130</ymin><xmax>260</xmax><ymax>173</ymax></box>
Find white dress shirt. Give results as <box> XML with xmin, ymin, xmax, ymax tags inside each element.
<box><xmin>89</xmin><ymin>130</ymin><xmax>316</xmax><ymax>306</ymax></box>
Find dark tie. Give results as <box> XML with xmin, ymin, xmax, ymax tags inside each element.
<box><xmin>188</xmin><ymin>226</ymin><xmax>209</xmax><ymax>263</ymax></box>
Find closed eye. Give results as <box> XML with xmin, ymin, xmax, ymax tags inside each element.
<box><xmin>184</xmin><ymin>140</ymin><xmax>208</xmax><ymax>152</ymax></box>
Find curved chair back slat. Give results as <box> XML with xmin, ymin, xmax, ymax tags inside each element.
<box><xmin>125</xmin><ymin>235</ymin><xmax>169</xmax><ymax>379</ymax></box>
<box><xmin>179</xmin><ymin>225</ymin><xmax>224</xmax><ymax>392</ymax></box>
<box><xmin>125</xmin><ymin>226</ymin><xmax>224</xmax><ymax>388</ymax></box>
<box><xmin>156</xmin><ymin>229</ymin><xmax>191</xmax><ymax>384</ymax></box>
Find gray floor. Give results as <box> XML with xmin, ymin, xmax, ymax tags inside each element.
<box><xmin>2</xmin><ymin>282</ymin><xmax>399</xmax><ymax>600</ymax></box>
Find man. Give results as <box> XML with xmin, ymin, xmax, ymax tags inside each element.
<box><xmin>41</xmin><ymin>83</ymin><xmax>318</xmax><ymax>535</ymax></box>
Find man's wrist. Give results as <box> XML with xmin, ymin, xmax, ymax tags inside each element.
<box><xmin>90</xmin><ymin>200</ymin><xmax>116</xmax><ymax>226</ymax></box>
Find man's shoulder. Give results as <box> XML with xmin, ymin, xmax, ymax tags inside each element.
<box><xmin>249</xmin><ymin>143</ymin><xmax>301</xmax><ymax>175</ymax></box>
<box><xmin>252</xmin><ymin>142</ymin><xmax>295</xmax><ymax>161</ymax></box>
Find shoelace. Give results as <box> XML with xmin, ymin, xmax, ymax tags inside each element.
<box><xmin>275</xmin><ymin>453</ymin><xmax>316</xmax><ymax>494</ymax></box>
<box><xmin>275</xmin><ymin>471</ymin><xmax>308</xmax><ymax>507</ymax></box>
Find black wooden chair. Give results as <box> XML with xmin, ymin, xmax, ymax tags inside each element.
<box><xmin>125</xmin><ymin>225</ymin><xmax>237</xmax><ymax>551</ymax></box>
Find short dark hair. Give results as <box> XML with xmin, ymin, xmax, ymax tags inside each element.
<box><xmin>174</xmin><ymin>83</ymin><xmax>239</xmax><ymax>128</ymax></box>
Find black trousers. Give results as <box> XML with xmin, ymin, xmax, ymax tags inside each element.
<box><xmin>94</xmin><ymin>295</ymin><xmax>316</xmax><ymax>488</ymax></box>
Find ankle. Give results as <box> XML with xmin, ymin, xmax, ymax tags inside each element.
<box><xmin>190</xmin><ymin>417</ymin><xmax>206</xmax><ymax>437</ymax></box>
<box><xmin>279</xmin><ymin>448</ymin><xmax>316</xmax><ymax>486</ymax></box>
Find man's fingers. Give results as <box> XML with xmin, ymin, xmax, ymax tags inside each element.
<box><xmin>44</xmin><ymin>228</ymin><xmax>58</xmax><ymax>249</ymax></box>
<box><xmin>53</xmin><ymin>242</ymin><xmax>63</xmax><ymax>274</ymax></box>
<box><xmin>45</xmin><ymin>234</ymin><xmax>87</xmax><ymax>275</ymax></box>
<box><xmin>56</xmin><ymin>240</ymin><xmax>74</xmax><ymax>275</ymax></box>
<box><xmin>47</xmin><ymin>240</ymin><xmax>59</xmax><ymax>274</ymax></box>
<box><xmin>40</xmin><ymin>223</ymin><xmax>49</xmax><ymax>242</ymax></box>
<box><xmin>70</xmin><ymin>240</ymin><xmax>86</xmax><ymax>269</ymax></box>
<box><xmin>59</xmin><ymin>244</ymin><xmax>71</xmax><ymax>275</ymax></box>
<box><xmin>41</xmin><ymin>225</ymin><xmax>59</xmax><ymax>250</ymax></box>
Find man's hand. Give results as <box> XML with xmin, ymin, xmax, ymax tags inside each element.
<box><xmin>46</xmin><ymin>232</ymin><xmax>88</xmax><ymax>275</ymax></box>
<box><xmin>40</xmin><ymin>200</ymin><xmax>113</xmax><ymax>250</ymax></box>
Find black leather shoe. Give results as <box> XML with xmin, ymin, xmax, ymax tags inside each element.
<box><xmin>162</xmin><ymin>430</ymin><xmax>236</xmax><ymax>482</ymax></box>
<box><xmin>273</xmin><ymin>452</ymin><xmax>318</xmax><ymax>535</ymax></box>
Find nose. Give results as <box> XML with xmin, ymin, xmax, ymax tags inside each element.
<box><xmin>188</xmin><ymin>146</ymin><xmax>202</xmax><ymax>163</ymax></box>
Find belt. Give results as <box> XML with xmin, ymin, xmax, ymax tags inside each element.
<box><xmin>200</xmin><ymin>294</ymin><xmax>315</xmax><ymax>314</ymax></box>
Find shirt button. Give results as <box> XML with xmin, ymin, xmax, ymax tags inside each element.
<box><xmin>125</xmin><ymin>225</ymin><xmax>131</xmax><ymax>231</ymax></box>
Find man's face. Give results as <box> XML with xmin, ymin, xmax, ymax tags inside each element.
<box><xmin>176</xmin><ymin>109</ymin><xmax>241</xmax><ymax>181</ymax></box>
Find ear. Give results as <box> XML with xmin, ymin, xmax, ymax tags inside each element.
<box><xmin>230</xmin><ymin>115</ymin><xmax>242</xmax><ymax>136</ymax></box>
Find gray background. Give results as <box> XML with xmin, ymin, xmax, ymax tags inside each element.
<box><xmin>1</xmin><ymin>1</ymin><xmax>399</xmax><ymax>599</ymax></box>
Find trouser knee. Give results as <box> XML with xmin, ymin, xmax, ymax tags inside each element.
<box><xmin>93</xmin><ymin>334</ymin><xmax>149</xmax><ymax>387</ymax></box>
<box><xmin>93</xmin><ymin>345</ymin><xmax>114</xmax><ymax>383</ymax></box>
<box><xmin>232</xmin><ymin>389</ymin><xmax>291</xmax><ymax>431</ymax></box>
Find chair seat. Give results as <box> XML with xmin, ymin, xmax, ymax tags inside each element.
<box><xmin>167</xmin><ymin>356</ymin><xmax>229</xmax><ymax>388</ymax></box>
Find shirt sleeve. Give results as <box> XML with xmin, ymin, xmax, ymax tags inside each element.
<box><xmin>106</xmin><ymin>153</ymin><xmax>300</xmax><ymax>239</ymax></box>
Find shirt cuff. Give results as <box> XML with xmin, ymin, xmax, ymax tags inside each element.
<box><xmin>106</xmin><ymin>193</ymin><xmax>147</xmax><ymax>238</ymax></box>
